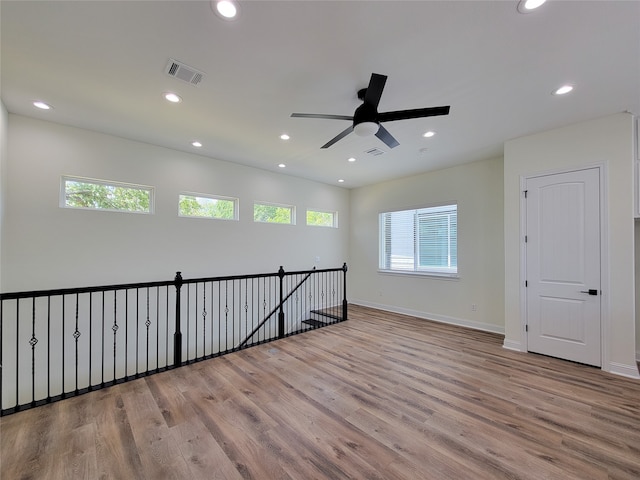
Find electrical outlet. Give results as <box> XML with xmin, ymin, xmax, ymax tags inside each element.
<box><xmin>471</xmin><ymin>304</ymin><xmax>477</xmax><ymax>311</ymax></box>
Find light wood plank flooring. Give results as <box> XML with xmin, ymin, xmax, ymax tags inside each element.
<box><xmin>2</xmin><ymin>304</ymin><xmax>640</xmax><ymax>479</ymax></box>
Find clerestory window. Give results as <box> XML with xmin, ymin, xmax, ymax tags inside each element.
<box><xmin>61</xmin><ymin>176</ymin><xmax>153</xmax><ymax>214</ymax></box>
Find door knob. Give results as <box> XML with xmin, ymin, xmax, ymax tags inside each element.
<box><xmin>580</xmin><ymin>289</ymin><xmax>598</xmax><ymax>296</ymax></box>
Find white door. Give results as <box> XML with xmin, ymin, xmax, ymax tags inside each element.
<box><xmin>525</xmin><ymin>168</ymin><xmax>601</xmax><ymax>366</ymax></box>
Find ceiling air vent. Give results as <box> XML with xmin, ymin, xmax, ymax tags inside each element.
<box><xmin>364</xmin><ymin>147</ymin><xmax>385</xmax><ymax>156</ymax></box>
<box><xmin>165</xmin><ymin>58</ymin><xmax>205</xmax><ymax>86</ymax></box>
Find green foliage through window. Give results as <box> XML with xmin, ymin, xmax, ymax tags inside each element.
<box><xmin>62</xmin><ymin>177</ymin><xmax>152</xmax><ymax>213</ymax></box>
<box><xmin>306</xmin><ymin>210</ymin><xmax>336</xmax><ymax>227</ymax></box>
<box><xmin>254</xmin><ymin>203</ymin><xmax>294</xmax><ymax>224</ymax></box>
<box><xmin>179</xmin><ymin>194</ymin><xmax>236</xmax><ymax>220</ymax></box>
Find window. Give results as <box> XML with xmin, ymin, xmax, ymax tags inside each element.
<box><xmin>254</xmin><ymin>202</ymin><xmax>295</xmax><ymax>224</ymax></box>
<box><xmin>306</xmin><ymin>209</ymin><xmax>337</xmax><ymax>228</ymax></box>
<box><xmin>178</xmin><ymin>193</ymin><xmax>238</xmax><ymax>220</ymax></box>
<box><xmin>61</xmin><ymin>176</ymin><xmax>153</xmax><ymax>214</ymax></box>
<box><xmin>379</xmin><ymin>204</ymin><xmax>457</xmax><ymax>275</ymax></box>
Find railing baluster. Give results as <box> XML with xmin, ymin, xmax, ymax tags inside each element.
<box><xmin>89</xmin><ymin>293</ymin><xmax>93</xmax><ymax>390</ymax></box>
<box><xmin>218</xmin><ymin>282</ymin><xmax>222</xmax><ymax>355</ymax></box>
<box><xmin>145</xmin><ymin>288</ymin><xmax>150</xmax><ymax>374</ymax></box>
<box><xmin>124</xmin><ymin>290</ymin><xmax>129</xmax><ymax>380</ymax></box>
<box><xmin>112</xmin><ymin>292</ymin><xmax>118</xmax><ymax>383</ymax></box>
<box><xmin>186</xmin><ymin>283</ymin><xmax>192</xmax><ymax>364</ymax></box>
<box><xmin>155</xmin><ymin>286</ymin><xmax>160</xmax><ymax>372</ymax></box>
<box><xmin>224</xmin><ymin>281</ymin><xmax>229</xmax><ymax>352</ymax></box>
<box><xmin>135</xmin><ymin>288</ymin><xmax>140</xmax><ymax>377</ymax></box>
<box><xmin>47</xmin><ymin>297</ymin><xmax>51</xmax><ymax>402</ymax></box>
<box><xmin>30</xmin><ymin>298</ymin><xmax>37</xmax><ymax>406</ymax></box>
<box><xmin>101</xmin><ymin>292</ymin><xmax>105</xmax><ymax>387</ymax></box>
<box><xmin>61</xmin><ymin>295</ymin><xmax>65</xmax><ymax>399</ymax></box>
<box><xmin>0</xmin><ymin>301</ymin><xmax>3</xmax><ymax>410</ymax></box>
<box><xmin>74</xmin><ymin>293</ymin><xmax>80</xmax><ymax>394</ymax></box>
<box><xmin>210</xmin><ymin>281</ymin><xmax>214</xmax><ymax>357</ymax></box>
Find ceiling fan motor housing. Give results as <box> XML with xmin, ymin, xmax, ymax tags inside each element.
<box><xmin>353</xmin><ymin>102</ymin><xmax>378</xmax><ymax>127</ymax></box>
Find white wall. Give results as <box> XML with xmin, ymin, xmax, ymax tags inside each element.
<box><xmin>349</xmin><ymin>156</ymin><xmax>505</xmax><ymax>333</ymax></box>
<box><xmin>2</xmin><ymin>115</ymin><xmax>349</xmax><ymax>291</ymax></box>
<box><xmin>504</xmin><ymin>112</ymin><xmax>638</xmax><ymax>378</ymax></box>
<box><xmin>0</xmin><ymin>101</ymin><xmax>7</xmax><ymax>292</ymax></box>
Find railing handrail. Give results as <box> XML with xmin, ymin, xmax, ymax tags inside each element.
<box><xmin>0</xmin><ymin>280</ymin><xmax>173</xmax><ymax>300</ymax></box>
<box><xmin>0</xmin><ymin>267</ymin><xmax>346</xmax><ymax>301</ymax></box>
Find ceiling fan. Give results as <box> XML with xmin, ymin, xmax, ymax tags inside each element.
<box><xmin>291</xmin><ymin>73</ymin><xmax>450</xmax><ymax>149</ymax></box>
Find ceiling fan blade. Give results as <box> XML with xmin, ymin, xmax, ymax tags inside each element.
<box><xmin>321</xmin><ymin>125</ymin><xmax>354</xmax><ymax>149</ymax></box>
<box><xmin>375</xmin><ymin>125</ymin><xmax>400</xmax><ymax>149</ymax></box>
<box><xmin>291</xmin><ymin>113</ymin><xmax>353</xmax><ymax>121</ymax></box>
<box><xmin>363</xmin><ymin>73</ymin><xmax>387</xmax><ymax>109</ymax></box>
<box><xmin>378</xmin><ymin>105</ymin><xmax>450</xmax><ymax>122</ymax></box>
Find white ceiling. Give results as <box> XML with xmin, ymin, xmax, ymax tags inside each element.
<box><xmin>2</xmin><ymin>0</ymin><xmax>639</xmax><ymax>188</ymax></box>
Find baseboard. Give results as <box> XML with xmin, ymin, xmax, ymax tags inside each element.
<box><xmin>608</xmin><ymin>361</ymin><xmax>640</xmax><ymax>379</ymax></box>
<box><xmin>502</xmin><ymin>339</ymin><xmax>523</xmax><ymax>352</ymax></box>
<box><xmin>350</xmin><ymin>299</ymin><xmax>505</xmax><ymax>335</ymax></box>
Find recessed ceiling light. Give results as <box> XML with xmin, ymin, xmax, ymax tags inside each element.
<box><xmin>33</xmin><ymin>101</ymin><xmax>52</xmax><ymax>110</ymax></box>
<box><xmin>553</xmin><ymin>84</ymin><xmax>574</xmax><ymax>96</ymax></box>
<box><xmin>338</xmin><ymin>179</ymin><xmax>345</xmax><ymax>183</ymax></box>
<box><xmin>517</xmin><ymin>0</ymin><xmax>546</xmax><ymax>13</ymax></box>
<box><xmin>347</xmin><ymin>157</ymin><xmax>356</xmax><ymax>162</ymax></box>
<box><xmin>278</xmin><ymin>163</ymin><xmax>286</xmax><ymax>168</ymax></box>
<box><xmin>280</xmin><ymin>134</ymin><xmax>290</xmax><ymax>140</ymax></box>
<box><xmin>213</xmin><ymin>0</ymin><xmax>239</xmax><ymax>19</ymax></box>
<box><xmin>191</xmin><ymin>141</ymin><xmax>202</xmax><ymax>148</ymax></box>
<box><xmin>164</xmin><ymin>92</ymin><xmax>182</xmax><ymax>103</ymax></box>
<box><xmin>423</xmin><ymin>131</ymin><xmax>435</xmax><ymax>138</ymax></box>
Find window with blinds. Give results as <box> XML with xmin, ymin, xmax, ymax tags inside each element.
<box><xmin>379</xmin><ymin>204</ymin><xmax>457</xmax><ymax>275</ymax></box>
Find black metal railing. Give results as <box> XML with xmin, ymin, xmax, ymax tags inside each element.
<box><xmin>0</xmin><ymin>264</ymin><xmax>347</xmax><ymax>416</ymax></box>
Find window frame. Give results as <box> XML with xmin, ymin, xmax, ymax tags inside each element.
<box><xmin>178</xmin><ymin>192</ymin><xmax>239</xmax><ymax>221</ymax></box>
<box><xmin>253</xmin><ymin>201</ymin><xmax>296</xmax><ymax>225</ymax></box>
<box><xmin>378</xmin><ymin>203</ymin><xmax>458</xmax><ymax>278</ymax></box>
<box><xmin>60</xmin><ymin>175</ymin><xmax>154</xmax><ymax>214</ymax></box>
<box><xmin>306</xmin><ymin>209</ymin><xmax>338</xmax><ymax>228</ymax></box>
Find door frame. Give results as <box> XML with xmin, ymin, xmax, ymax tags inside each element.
<box><xmin>519</xmin><ymin>163</ymin><xmax>610</xmax><ymax>371</ymax></box>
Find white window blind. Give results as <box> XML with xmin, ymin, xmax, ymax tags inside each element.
<box><xmin>379</xmin><ymin>204</ymin><xmax>457</xmax><ymax>275</ymax></box>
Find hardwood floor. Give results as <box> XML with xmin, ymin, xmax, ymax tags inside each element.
<box><xmin>2</xmin><ymin>304</ymin><xmax>640</xmax><ymax>479</ymax></box>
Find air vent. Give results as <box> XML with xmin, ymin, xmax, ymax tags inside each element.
<box><xmin>364</xmin><ymin>147</ymin><xmax>385</xmax><ymax>156</ymax></box>
<box><xmin>165</xmin><ymin>58</ymin><xmax>205</xmax><ymax>86</ymax></box>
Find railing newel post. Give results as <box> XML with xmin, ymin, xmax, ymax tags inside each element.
<box><xmin>278</xmin><ymin>266</ymin><xmax>285</xmax><ymax>339</ymax></box>
<box><xmin>342</xmin><ymin>263</ymin><xmax>348</xmax><ymax>322</ymax></box>
<box><xmin>173</xmin><ymin>271</ymin><xmax>183</xmax><ymax>367</ymax></box>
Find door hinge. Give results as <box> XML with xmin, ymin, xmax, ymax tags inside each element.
<box><xmin>525</xmin><ymin>324</ymin><xmax>528</xmax><ymax>332</ymax></box>
<box><xmin>525</xmin><ymin>280</ymin><xmax>528</xmax><ymax>287</ymax></box>
<box><xmin>524</xmin><ymin>190</ymin><xmax>528</xmax><ymax>198</ymax></box>
<box><xmin>525</xmin><ymin>235</ymin><xmax>528</xmax><ymax>243</ymax></box>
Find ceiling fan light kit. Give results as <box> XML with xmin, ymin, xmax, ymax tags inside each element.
<box><xmin>291</xmin><ymin>73</ymin><xmax>450</xmax><ymax>149</ymax></box>
<box><xmin>354</xmin><ymin>122</ymin><xmax>379</xmax><ymax>137</ymax></box>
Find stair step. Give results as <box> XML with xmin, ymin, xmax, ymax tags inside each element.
<box><xmin>310</xmin><ymin>308</ymin><xmax>343</xmax><ymax>321</ymax></box>
<box><xmin>301</xmin><ymin>319</ymin><xmax>327</xmax><ymax>328</ymax></box>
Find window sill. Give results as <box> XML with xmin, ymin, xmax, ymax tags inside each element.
<box><xmin>377</xmin><ymin>269</ymin><xmax>460</xmax><ymax>280</ymax></box>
